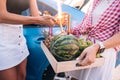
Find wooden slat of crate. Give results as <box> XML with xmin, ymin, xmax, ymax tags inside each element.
<box><xmin>41</xmin><ymin>42</ymin><xmax>104</xmax><ymax>73</ymax></box>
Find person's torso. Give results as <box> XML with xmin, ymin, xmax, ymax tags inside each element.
<box><xmin>6</xmin><ymin>0</ymin><xmax>29</xmax><ymax>14</ymax></box>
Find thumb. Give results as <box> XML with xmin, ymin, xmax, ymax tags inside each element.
<box><xmin>78</xmin><ymin>51</ymin><xmax>86</xmax><ymax>60</ymax></box>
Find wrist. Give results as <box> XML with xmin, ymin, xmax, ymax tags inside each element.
<box><xmin>30</xmin><ymin>17</ymin><xmax>42</xmax><ymax>24</ymax></box>
<box><xmin>93</xmin><ymin>43</ymin><xmax>100</xmax><ymax>52</ymax></box>
<box><xmin>97</xmin><ymin>42</ymin><xmax>105</xmax><ymax>53</ymax></box>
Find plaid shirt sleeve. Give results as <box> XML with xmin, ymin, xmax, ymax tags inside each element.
<box><xmin>71</xmin><ymin>14</ymin><xmax>92</xmax><ymax>38</ymax></box>
<box><xmin>71</xmin><ymin>24</ymin><xmax>81</xmax><ymax>38</ymax></box>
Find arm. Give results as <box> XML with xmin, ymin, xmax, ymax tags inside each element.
<box><xmin>0</xmin><ymin>0</ymin><xmax>55</xmax><ymax>27</ymax></box>
<box><xmin>78</xmin><ymin>32</ymin><xmax>120</xmax><ymax>66</ymax></box>
<box><xmin>0</xmin><ymin>0</ymin><xmax>38</xmax><ymax>24</ymax></box>
<box><xmin>103</xmin><ymin>32</ymin><xmax>120</xmax><ymax>49</ymax></box>
<box><xmin>29</xmin><ymin>0</ymin><xmax>39</xmax><ymax>16</ymax></box>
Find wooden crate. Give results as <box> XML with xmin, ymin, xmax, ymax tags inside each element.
<box><xmin>41</xmin><ymin>42</ymin><xmax>104</xmax><ymax>73</ymax></box>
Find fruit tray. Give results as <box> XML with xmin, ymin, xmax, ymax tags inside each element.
<box><xmin>41</xmin><ymin>42</ymin><xmax>104</xmax><ymax>73</ymax></box>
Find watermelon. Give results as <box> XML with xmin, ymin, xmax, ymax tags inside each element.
<box><xmin>50</xmin><ymin>34</ymin><xmax>80</xmax><ymax>61</ymax></box>
<box><xmin>49</xmin><ymin>34</ymin><xmax>101</xmax><ymax>61</ymax></box>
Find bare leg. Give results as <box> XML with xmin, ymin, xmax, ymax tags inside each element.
<box><xmin>17</xmin><ymin>58</ymin><xmax>27</xmax><ymax>80</ymax></box>
<box><xmin>0</xmin><ymin>67</ymin><xmax>17</xmax><ymax>80</ymax></box>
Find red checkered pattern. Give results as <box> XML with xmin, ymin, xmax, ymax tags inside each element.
<box><xmin>72</xmin><ymin>0</ymin><xmax>120</xmax><ymax>51</ymax></box>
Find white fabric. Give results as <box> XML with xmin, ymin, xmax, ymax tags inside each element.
<box><xmin>64</xmin><ymin>0</ymin><xmax>85</xmax><ymax>8</ymax></box>
<box><xmin>0</xmin><ymin>24</ymin><xmax>29</xmax><ymax>70</ymax></box>
<box><xmin>92</xmin><ymin>0</ymin><xmax>114</xmax><ymax>25</ymax></box>
<box><xmin>66</xmin><ymin>48</ymin><xmax>116</xmax><ymax>80</ymax></box>
<box><xmin>66</xmin><ymin>0</ymin><xmax>116</xmax><ymax>80</ymax></box>
<box><xmin>81</xmin><ymin>0</ymin><xmax>94</xmax><ymax>13</ymax></box>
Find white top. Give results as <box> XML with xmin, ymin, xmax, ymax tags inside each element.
<box><xmin>92</xmin><ymin>0</ymin><xmax>114</xmax><ymax>26</ymax></box>
<box><xmin>0</xmin><ymin>24</ymin><xmax>29</xmax><ymax>70</ymax></box>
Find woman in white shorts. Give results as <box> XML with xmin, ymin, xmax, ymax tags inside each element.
<box><xmin>0</xmin><ymin>0</ymin><xmax>55</xmax><ymax>80</ymax></box>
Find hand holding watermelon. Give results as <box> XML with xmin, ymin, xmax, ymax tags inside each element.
<box><xmin>44</xmin><ymin>33</ymin><xmax>101</xmax><ymax>62</ymax></box>
<box><xmin>48</xmin><ymin>34</ymin><xmax>97</xmax><ymax>61</ymax></box>
<box><xmin>77</xmin><ymin>43</ymin><xmax>100</xmax><ymax>66</ymax></box>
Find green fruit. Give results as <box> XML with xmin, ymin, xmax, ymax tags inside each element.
<box><xmin>50</xmin><ymin>35</ymin><xmax>95</xmax><ymax>61</ymax></box>
<box><xmin>50</xmin><ymin>34</ymin><xmax>80</xmax><ymax>61</ymax></box>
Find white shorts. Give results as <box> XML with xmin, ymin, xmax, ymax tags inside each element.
<box><xmin>0</xmin><ymin>24</ymin><xmax>29</xmax><ymax>70</ymax></box>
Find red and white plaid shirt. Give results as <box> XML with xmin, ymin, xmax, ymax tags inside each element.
<box><xmin>72</xmin><ymin>0</ymin><xmax>120</xmax><ymax>52</ymax></box>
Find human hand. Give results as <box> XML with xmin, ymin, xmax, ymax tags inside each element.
<box><xmin>36</xmin><ymin>15</ymin><xmax>56</xmax><ymax>27</ymax></box>
<box><xmin>77</xmin><ymin>44</ymin><xmax>100</xmax><ymax>66</ymax></box>
<box><xmin>55</xmin><ymin>12</ymin><xmax>68</xmax><ymax>26</ymax></box>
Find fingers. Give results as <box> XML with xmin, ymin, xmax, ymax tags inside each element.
<box><xmin>78</xmin><ymin>51</ymin><xmax>86</xmax><ymax>60</ymax></box>
<box><xmin>77</xmin><ymin>50</ymin><xmax>95</xmax><ymax>66</ymax></box>
<box><xmin>49</xmin><ymin>19</ymin><xmax>56</xmax><ymax>27</ymax></box>
<box><xmin>80</xmin><ymin>57</ymin><xmax>95</xmax><ymax>66</ymax></box>
<box><xmin>63</xmin><ymin>14</ymin><xmax>68</xmax><ymax>26</ymax></box>
<box><xmin>43</xmin><ymin>15</ymin><xmax>56</xmax><ymax>27</ymax></box>
<box><xmin>48</xmin><ymin>16</ymin><xmax>56</xmax><ymax>22</ymax></box>
<box><xmin>44</xmin><ymin>15</ymin><xmax>56</xmax><ymax>22</ymax></box>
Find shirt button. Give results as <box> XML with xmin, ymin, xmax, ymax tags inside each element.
<box><xmin>19</xmin><ymin>26</ymin><xmax>22</xmax><ymax>28</ymax></box>
<box><xmin>19</xmin><ymin>35</ymin><xmax>21</xmax><ymax>38</ymax></box>
<box><xmin>18</xmin><ymin>43</ymin><xmax>20</xmax><ymax>45</ymax></box>
<box><xmin>21</xmin><ymin>51</ymin><xmax>23</xmax><ymax>53</ymax></box>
